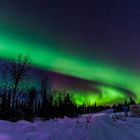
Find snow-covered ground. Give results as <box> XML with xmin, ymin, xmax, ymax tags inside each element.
<box><xmin>0</xmin><ymin>111</ymin><xmax>140</xmax><ymax>140</ymax></box>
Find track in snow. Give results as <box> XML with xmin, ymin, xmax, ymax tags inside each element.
<box><xmin>0</xmin><ymin>112</ymin><xmax>140</xmax><ymax>140</ymax></box>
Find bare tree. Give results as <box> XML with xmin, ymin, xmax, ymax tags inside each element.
<box><xmin>5</xmin><ymin>55</ymin><xmax>30</xmax><ymax>108</ymax></box>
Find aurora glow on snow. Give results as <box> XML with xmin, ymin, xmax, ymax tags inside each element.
<box><xmin>1</xmin><ymin>0</ymin><xmax>140</xmax><ymax>105</ymax></box>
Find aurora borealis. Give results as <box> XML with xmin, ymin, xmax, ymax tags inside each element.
<box><xmin>1</xmin><ymin>0</ymin><xmax>140</xmax><ymax>105</ymax></box>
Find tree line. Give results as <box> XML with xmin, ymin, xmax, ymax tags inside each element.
<box><xmin>0</xmin><ymin>55</ymin><xmax>136</xmax><ymax>121</ymax></box>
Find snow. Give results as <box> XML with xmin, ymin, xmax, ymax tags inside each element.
<box><xmin>0</xmin><ymin>111</ymin><xmax>140</xmax><ymax>140</ymax></box>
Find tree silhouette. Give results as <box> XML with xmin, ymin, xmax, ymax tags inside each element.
<box><xmin>4</xmin><ymin>55</ymin><xmax>30</xmax><ymax>108</ymax></box>
<box><xmin>129</xmin><ymin>97</ymin><xmax>136</xmax><ymax>105</ymax></box>
<box><xmin>0</xmin><ymin>55</ymin><xmax>131</xmax><ymax>121</ymax></box>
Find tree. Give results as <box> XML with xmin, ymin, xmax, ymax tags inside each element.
<box><xmin>40</xmin><ymin>77</ymin><xmax>52</xmax><ymax>118</ymax></box>
<box><xmin>26</xmin><ymin>87</ymin><xmax>36</xmax><ymax>119</ymax></box>
<box><xmin>124</xmin><ymin>99</ymin><xmax>128</xmax><ymax>106</ymax></box>
<box><xmin>4</xmin><ymin>55</ymin><xmax>30</xmax><ymax>108</ymax></box>
<box><xmin>129</xmin><ymin>97</ymin><xmax>136</xmax><ymax>105</ymax></box>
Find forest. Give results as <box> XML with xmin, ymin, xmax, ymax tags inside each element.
<box><xmin>0</xmin><ymin>55</ymin><xmax>136</xmax><ymax>121</ymax></box>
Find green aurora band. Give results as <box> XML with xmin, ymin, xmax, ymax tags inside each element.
<box><xmin>1</xmin><ymin>29</ymin><xmax>140</xmax><ymax>105</ymax></box>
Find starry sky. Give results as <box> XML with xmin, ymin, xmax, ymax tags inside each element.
<box><xmin>0</xmin><ymin>0</ymin><xmax>140</xmax><ymax>105</ymax></box>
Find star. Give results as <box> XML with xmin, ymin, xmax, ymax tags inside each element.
<box><xmin>88</xmin><ymin>21</ymin><xmax>91</xmax><ymax>25</ymax></box>
<box><xmin>116</xmin><ymin>4</ymin><xmax>121</xmax><ymax>8</ymax></box>
<box><xmin>132</xmin><ymin>34</ymin><xmax>137</xmax><ymax>38</ymax></box>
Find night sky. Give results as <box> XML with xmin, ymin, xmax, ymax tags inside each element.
<box><xmin>0</xmin><ymin>0</ymin><xmax>140</xmax><ymax>105</ymax></box>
